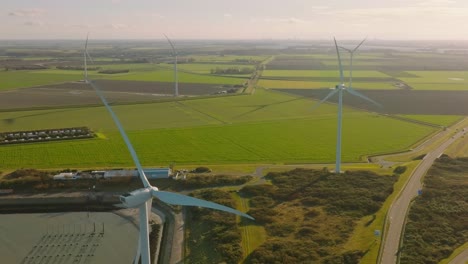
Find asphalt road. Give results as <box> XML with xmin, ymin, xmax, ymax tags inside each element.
<box><xmin>449</xmin><ymin>249</ymin><xmax>468</xmax><ymax>264</ymax></box>
<box><xmin>380</xmin><ymin>127</ymin><xmax>467</xmax><ymax>264</ymax></box>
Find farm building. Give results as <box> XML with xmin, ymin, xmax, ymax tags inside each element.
<box><xmin>53</xmin><ymin>172</ymin><xmax>80</xmax><ymax>180</ymax></box>
<box><xmin>103</xmin><ymin>168</ymin><xmax>171</xmax><ymax>179</ymax></box>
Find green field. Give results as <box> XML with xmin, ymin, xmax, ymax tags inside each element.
<box><xmin>0</xmin><ymin>89</ymin><xmax>436</xmax><ymax>169</ymax></box>
<box><xmin>0</xmin><ymin>66</ymin><xmax>247</xmax><ymax>91</ymax></box>
<box><xmin>261</xmin><ymin>70</ymin><xmax>391</xmax><ymax>78</ymax></box>
<box><xmin>100</xmin><ymin>69</ymin><xmax>246</xmax><ymax>85</ymax></box>
<box><xmin>175</xmin><ymin>63</ymin><xmax>255</xmax><ymax>74</ymax></box>
<box><xmin>399</xmin><ymin>71</ymin><xmax>468</xmax><ymax>90</ymax></box>
<box><xmin>0</xmin><ymin>70</ymin><xmax>84</xmax><ymax>90</ymax></box>
<box><xmin>190</xmin><ymin>55</ymin><xmax>268</xmax><ymax>63</ymax></box>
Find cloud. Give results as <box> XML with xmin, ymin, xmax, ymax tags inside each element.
<box><xmin>8</xmin><ymin>9</ymin><xmax>46</xmax><ymax>17</ymax></box>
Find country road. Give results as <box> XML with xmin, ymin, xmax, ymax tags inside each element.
<box><xmin>448</xmin><ymin>249</ymin><xmax>468</xmax><ymax>264</ymax></box>
<box><xmin>379</xmin><ymin>127</ymin><xmax>467</xmax><ymax>264</ymax></box>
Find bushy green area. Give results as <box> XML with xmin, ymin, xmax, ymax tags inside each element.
<box><xmin>400</xmin><ymin>156</ymin><xmax>468</xmax><ymax>264</ymax></box>
<box><xmin>241</xmin><ymin>169</ymin><xmax>397</xmax><ymax>263</ymax></box>
<box><xmin>186</xmin><ymin>189</ymin><xmax>244</xmax><ymax>264</ymax></box>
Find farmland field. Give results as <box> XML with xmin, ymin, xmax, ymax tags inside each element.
<box><xmin>398</xmin><ymin>115</ymin><xmax>462</xmax><ymax>126</ymax></box>
<box><xmin>261</xmin><ymin>70</ymin><xmax>391</xmax><ymax>78</ymax></box>
<box><xmin>278</xmin><ymin>89</ymin><xmax>468</xmax><ymax>115</ymax></box>
<box><xmin>2</xmin><ymin>40</ymin><xmax>468</xmax><ymax>171</ymax></box>
<box><xmin>174</xmin><ymin>63</ymin><xmax>255</xmax><ymax>74</ymax></box>
<box><xmin>259</xmin><ymin>79</ymin><xmax>397</xmax><ymax>90</ymax></box>
<box><xmin>0</xmin><ymin>88</ymin><xmax>436</xmax><ymax>169</ymax></box>
<box><xmin>0</xmin><ymin>80</ymin><xmax>237</xmax><ymax>110</ymax></box>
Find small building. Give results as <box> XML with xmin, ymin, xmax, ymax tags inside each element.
<box><xmin>0</xmin><ymin>189</ymin><xmax>13</xmax><ymax>195</ymax></box>
<box><xmin>143</xmin><ymin>168</ymin><xmax>171</xmax><ymax>179</ymax></box>
<box><xmin>103</xmin><ymin>168</ymin><xmax>171</xmax><ymax>179</ymax></box>
<box><xmin>53</xmin><ymin>172</ymin><xmax>79</xmax><ymax>180</ymax></box>
<box><xmin>103</xmin><ymin>170</ymin><xmax>138</xmax><ymax>178</ymax></box>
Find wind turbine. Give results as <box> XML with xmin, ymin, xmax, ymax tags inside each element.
<box><xmin>312</xmin><ymin>38</ymin><xmax>381</xmax><ymax>173</ymax></box>
<box><xmin>83</xmin><ymin>33</ymin><xmax>94</xmax><ymax>83</ymax></box>
<box><xmin>164</xmin><ymin>34</ymin><xmax>178</xmax><ymax>97</ymax></box>
<box><xmin>84</xmin><ymin>36</ymin><xmax>253</xmax><ymax>264</ymax></box>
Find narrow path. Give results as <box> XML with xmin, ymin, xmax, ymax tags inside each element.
<box><xmin>448</xmin><ymin>249</ymin><xmax>468</xmax><ymax>264</ymax></box>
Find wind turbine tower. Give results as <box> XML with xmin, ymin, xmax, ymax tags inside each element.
<box><xmin>164</xmin><ymin>34</ymin><xmax>178</xmax><ymax>97</ymax></box>
<box><xmin>312</xmin><ymin>38</ymin><xmax>381</xmax><ymax>173</ymax></box>
<box><xmin>83</xmin><ymin>33</ymin><xmax>94</xmax><ymax>83</ymax></box>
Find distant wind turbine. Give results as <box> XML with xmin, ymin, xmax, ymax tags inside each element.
<box><xmin>311</xmin><ymin>38</ymin><xmax>381</xmax><ymax>173</ymax></box>
<box><xmin>83</xmin><ymin>33</ymin><xmax>94</xmax><ymax>83</ymax></box>
<box><xmin>164</xmin><ymin>34</ymin><xmax>178</xmax><ymax>97</ymax></box>
<box><xmin>84</xmin><ymin>36</ymin><xmax>253</xmax><ymax>264</ymax></box>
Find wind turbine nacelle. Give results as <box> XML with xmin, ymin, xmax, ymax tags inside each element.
<box><xmin>119</xmin><ymin>188</ymin><xmax>153</xmax><ymax>208</ymax></box>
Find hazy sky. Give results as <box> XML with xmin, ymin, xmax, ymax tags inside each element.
<box><xmin>3</xmin><ymin>0</ymin><xmax>468</xmax><ymax>40</ymax></box>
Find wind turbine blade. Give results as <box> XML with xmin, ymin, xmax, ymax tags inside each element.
<box><xmin>88</xmin><ymin>81</ymin><xmax>151</xmax><ymax>188</ymax></box>
<box><xmin>310</xmin><ymin>89</ymin><xmax>339</xmax><ymax>111</ymax></box>
<box><xmin>339</xmin><ymin>46</ymin><xmax>352</xmax><ymax>52</ymax></box>
<box><xmin>86</xmin><ymin>51</ymin><xmax>94</xmax><ymax>64</ymax></box>
<box><xmin>352</xmin><ymin>37</ymin><xmax>367</xmax><ymax>52</ymax></box>
<box><xmin>153</xmin><ymin>191</ymin><xmax>254</xmax><ymax>220</ymax></box>
<box><xmin>85</xmin><ymin>33</ymin><xmax>89</xmax><ymax>50</ymax></box>
<box><xmin>346</xmin><ymin>87</ymin><xmax>382</xmax><ymax>108</ymax></box>
<box><xmin>333</xmin><ymin>37</ymin><xmax>344</xmax><ymax>84</ymax></box>
<box><xmin>163</xmin><ymin>34</ymin><xmax>177</xmax><ymax>55</ymax></box>
<box><xmin>84</xmin><ymin>33</ymin><xmax>89</xmax><ymax>82</ymax></box>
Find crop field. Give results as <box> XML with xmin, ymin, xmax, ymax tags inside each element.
<box><xmin>261</xmin><ymin>70</ymin><xmax>391</xmax><ymax>78</ymax></box>
<box><xmin>0</xmin><ymin>62</ymin><xmax>248</xmax><ymax>92</ymax></box>
<box><xmin>398</xmin><ymin>115</ymin><xmax>462</xmax><ymax>126</ymax></box>
<box><xmin>189</xmin><ymin>55</ymin><xmax>268</xmax><ymax>63</ymax></box>
<box><xmin>0</xmin><ymin>70</ymin><xmax>84</xmax><ymax>90</ymax></box>
<box><xmin>0</xmin><ymin>88</ymin><xmax>436</xmax><ymax>169</ymax></box>
<box><xmin>395</xmin><ymin>71</ymin><xmax>468</xmax><ymax>90</ymax></box>
<box><xmin>2</xmin><ymin>41</ymin><xmax>467</xmax><ymax>171</ymax></box>
<box><xmin>278</xmin><ymin>89</ymin><xmax>468</xmax><ymax>115</ymax></box>
<box><xmin>258</xmin><ymin>79</ymin><xmax>397</xmax><ymax>90</ymax></box>
<box><xmin>101</xmin><ymin>69</ymin><xmax>246</xmax><ymax>85</ymax></box>
<box><xmin>0</xmin><ymin>80</ymin><xmax>236</xmax><ymax>110</ymax></box>
<box><xmin>174</xmin><ymin>63</ymin><xmax>255</xmax><ymax>74</ymax></box>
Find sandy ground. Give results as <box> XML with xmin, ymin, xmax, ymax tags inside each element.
<box><xmin>0</xmin><ymin>210</ymin><xmax>140</xmax><ymax>264</ymax></box>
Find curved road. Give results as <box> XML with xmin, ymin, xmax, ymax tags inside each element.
<box><xmin>380</xmin><ymin>127</ymin><xmax>467</xmax><ymax>264</ymax></box>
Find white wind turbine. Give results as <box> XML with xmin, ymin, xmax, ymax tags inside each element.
<box><xmin>312</xmin><ymin>38</ymin><xmax>381</xmax><ymax>173</ymax></box>
<box><xmin>164</xmin><ymin>34</ymin><xmax>178</xmax><ymax>97</ymax></box>
<box><xmin>83</xmin><ymin>36</ymin><xmax>253</xmax><ymax>264</ymax></box>
<box><xmin>83</xmin><ymin>33</ymin><xmax>94</xmax><ymax>82</ymax></box>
